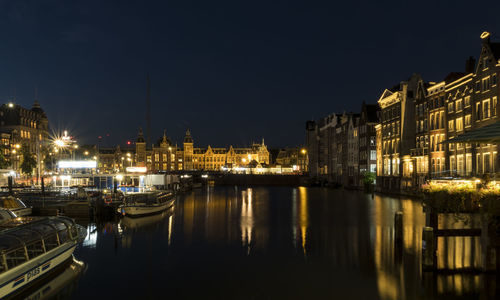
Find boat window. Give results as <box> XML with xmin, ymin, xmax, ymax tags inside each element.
<box><xmin>58</xmin><ymin>229</ymin><xmax>69</xmax><ymax>243</ymax></box>
<box><xmin>0</xmin><ymin>235</ymin><xmax>22</xmax><ymax>252</ymax></box>
<box><xmin>26</xmin><ymin>240</ymin><xmax>45</xmax><ymax>259</ymax></box>
<box><xmin>69</xmin><ymin>225</ymin><xmax>78</xmax><ymax>239</ymax></box>
<box><xmin>0</xmin><ymin>256</ymin><xmax>6</xmax><ymax>273</ymax></box>
<box><xmin>44</xmin><ymin>234</ymin><xmax>59</xmax><ymax>251</ymax></box>
<box><xmin>5</xmin><ymin>248</ymin><xmax>27</xmax><ymax>269</ymax></box>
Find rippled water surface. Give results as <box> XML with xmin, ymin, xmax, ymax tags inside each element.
<box><xmin>66</xmin><ymin>186</ymin><xmax>496</xmax><ymax>299</ymax></box>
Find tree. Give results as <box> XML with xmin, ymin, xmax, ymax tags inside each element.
<box><xmin>0</xmin><ymin>144</ymin><xmax>10</xmax><ymax>169</ymax></box>
<box><xmin>20</xmin><ymin>144</ymin><xmax>37</xmax><ymax>176</ymax></box>
<box><xmin>363</xmin><ymin>172</ymin><xmax>376</xmax><ymax>185</ymax></box>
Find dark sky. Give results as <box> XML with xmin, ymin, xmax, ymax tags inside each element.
<box><xmin>1</xmin><ymin>0</ymin><xmax>500</xmax><ymax>148</ymax></box>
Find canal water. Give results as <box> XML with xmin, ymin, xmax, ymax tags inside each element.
<box><xmin>60</xmin><ymin>187</ymin><xmax>495</xmax><ymax>299</ymax></box>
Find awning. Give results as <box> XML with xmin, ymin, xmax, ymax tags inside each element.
<box><xmin>443</xmin><ymin>121</ymin><xmax>500</xmax><ymax>144</ymax></box>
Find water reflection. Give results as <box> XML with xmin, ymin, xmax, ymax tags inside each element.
<box><xmin>291</xmin><ymin>187</ymin><xmax>308</xmax><ymax>255</ymax></box>
<box><xmin>16</xmin><ymin>257</ymin><xmax>86</xmax><ymax>300</ymax></box>
<box><xmin>241</xmin><ymin>188</ymin><xmax>253</xmax><ymax>252</ymax></box>
<box><xmin>67</xmin><ymin>187</ymin><xmax>497</xmax><ymax>299</ymax></box>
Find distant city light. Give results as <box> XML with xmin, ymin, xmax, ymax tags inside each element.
<box><xmin>7</xmin><ymin>103</ymin><xmax>14</xmax><ymax>108</ymax></box>
<box><xmin>126</xmin><ymin>167</ymin><xmax>147</xmax><ymax>173</ymax></box>
<box><xmin>54</xmin><ymin>139</ymin><xmax>65</xmax><ymax>147</ymax></box>
<box><xmin>58</xmin><ymin>160</ymin><xmax>97</xmax><ymax>169</ymax></box>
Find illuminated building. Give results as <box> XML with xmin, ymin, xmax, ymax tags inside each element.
<box><xmin>376</xmin><ymin>74</ymin><xmax>420</xmax><ymax>192</ymax></box>
<box><xmin>410</xmin><ymin>78</ymin><xmax>430</xmax><ymax>187</ymax></box>
<box><xmin>358</xmin><ymin>102</ymin><xmax>379</xmax><ymax>179</ymax></box>
<box><xmin>182</xmin><ymin>129</ymin><xmax>270</xmax><ymax>171</ymax></box>
<box><xmin>347</xmin><ymin>113</ymin><xmax>360</xmax><ymax>187</ymax></box>
<box><xmin>94</xmin><ymin>128</ymin><xmax>270</xmax><ymax>173</ymax></box>
<box><xmin>468</xmin><ymin>32</ymin><xmax>498</xmax><ymax>175</ymax></box>
<box><xmin>445</xmin><ymin>32</ymin><xmax>499</xmax><ymax>177</ymax></box>
<box><xmin>306</xmin><ymin>111</ymin><xmax>365</xmax><ymax>188</ymax></box>
<box><xmin>445</xmin><ymin>72</ymin><xmax>474</xmax><ymax>177</ymax></box>
<box><xmin>136</xmin><ymin>128</ymin><xmax>179</xmax><ymax>172</ymax></box>
<box><xmin>0</xmin><ymin>101</ymin><xmax>49</xmax><ymax>174</ymax></box>
<box><xmin>305</xmin><ymin>120</ymin><xmax>319</xmax><ymax>177</ymax></box>
<box><xmin>273</xmin><ymin>147</ymin><xmax>308</xmax><ymax>172</ymax></box>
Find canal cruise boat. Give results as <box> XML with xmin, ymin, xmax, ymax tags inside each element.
<box><xmin>0</xmin><ymin>216</ymin><xmax>83</xmax><ymax>298</ymax></box>
<box><xmin>118</xmin><ymin>191</ymin><xmax>175</xmax><ymax>217</ymax></box>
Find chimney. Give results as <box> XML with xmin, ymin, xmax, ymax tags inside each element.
<box><xmin>465</xmin><ymin>56</ymin><xmax>476</xmax><ymax>73</ymax></box>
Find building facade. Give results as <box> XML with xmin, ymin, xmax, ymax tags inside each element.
<box><xmin>97</xmin><ymin>128</ymin><xmax>271</xmax><ymax>174</ymax></box>
<box><xmin>358</xmin><ymin>102</ymin><xmax>379</xmax><ymax>183</ymax></box>
<box><xmin>377</xmin><ymin>74</ymin><xmax>419</xmax><ymax>192</ymax></box>
<box><xmin>0</xmin><ymin>101</ymin><xmax>50</xmax><ymax>175</ymax></box>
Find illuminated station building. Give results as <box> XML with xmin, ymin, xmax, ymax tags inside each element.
<box><xmin>95</xmin><ymin>128</ymin><xmax>270</xmax><ymax>174</ymax></box>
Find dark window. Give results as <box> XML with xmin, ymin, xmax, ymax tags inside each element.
<box><xmin>26</xmin><ymin>240</ymin><xmax>45</xmax><ymax>259</ymax></box>
<box><xmin>5</xmin><ymin>248</ymin><xmax>27</xmax><ymax>269</ymax></box>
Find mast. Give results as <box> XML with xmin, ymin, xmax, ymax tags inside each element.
<box><xmin>146</xmin><ymin>74</ymin><xmax>151</xmax><ymax>145</ymax></box>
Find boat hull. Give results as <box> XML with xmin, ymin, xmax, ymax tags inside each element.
<box><xmin>0</xmin><ymin>241</ymin><xmax>77</xmax><ymax>299</ymax></box>
<box><xmin>119</xmin><ymin>198</ymin><xmax>175</xmax><ymax>217</ymax></box>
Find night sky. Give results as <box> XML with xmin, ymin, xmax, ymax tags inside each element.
<box><xmin>1</xmin><ymin>0</ymin><xmax>500</xmax><ymax>148</ymax></box>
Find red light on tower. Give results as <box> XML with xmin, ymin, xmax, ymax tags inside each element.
<box><xmin>127</xmin><ymin>141</ymin><xmax>131</xmax><ymax>145</ymax></box>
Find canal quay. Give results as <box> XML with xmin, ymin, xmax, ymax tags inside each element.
<box><xmin>30</xmin><ymin>186</ymin><xmax>491</xmax><ymax>300</ymax></box>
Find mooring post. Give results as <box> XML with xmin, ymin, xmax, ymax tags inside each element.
<box><xmin>422</xmin><ymin>226</ymin><xmax>435</xmax><ymax>271</ymax></box>
<box><xmin>395</xmin><ymin>211</ymin><xmax>403</xmax><ymax>243</ymax></box>
<box><xmin>41</xmin><ymin>176</ymin><xmax>45</xmax><ymax>196</ymax></box>
<box><xmin>7</xmin><ymin>176</ymin><xmax>12</xmax><ymax>196</ymax></box>
<box><xmin>394</xmin><ymin>211</ymin><xmax>404</xmax><ymax>263</ymax></box>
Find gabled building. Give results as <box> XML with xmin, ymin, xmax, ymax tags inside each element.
<box><xmin>445</xmin><ymin>71</ymin><xmax>474</xmax><ymax>177</ymax></box>
<box><xmin>347</xmin><ymin>113</ymin><xmax>360</xmax><ymax>187</ymax></box>
<box><xmin>470</xmin><ymin>32</ymin><xmax>499</xmax><ymax>175</ymax></box>
<box><xmin>358</xmin><ymin>102</ymin><xmax>380</xmax><ymax>181</ymax></box>
<box><xmin>377</xmin><ymin>74</ymin><xmax>419</xmax><ymax>192</ymax></box>
<box><xmin>411</xmin><ymin>77</ymin><xmax>431</xmax><ymax>187</ymax></box>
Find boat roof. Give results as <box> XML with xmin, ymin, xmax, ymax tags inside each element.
<box><xmin>0</xmin><ymin>217</ymin><xmax>76</xmax><ymax>252</ymax></box>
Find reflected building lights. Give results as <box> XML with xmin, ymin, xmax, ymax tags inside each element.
<box><xmin>168</xmin><ymin>215</ymin><xmax>173</xmax><ymax>246</ymax></box>
<box><xmin>298</xmin><ymin>186</ymin><xmax>308</xmax><ymax>255</ymax></box>
<box><xmin>240</xmin><ymin>188</ymin><xmax>253</xmax><ymax>253</ymax></box>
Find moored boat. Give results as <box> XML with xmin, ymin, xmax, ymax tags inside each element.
<box><xmin>0</xmin><ymin>196</ymin><xmax>32</xmax><ymax>217</ymax></box>
<box><xmin>9</xmin><ymin>256</ymin><xmax>86</xmax><ymax>300</ymax></box>
<box><xmin>120</xmin><ymin>206</ymin><xmax>174</xmax><ymax>231</ymax></box>
<box><xmin>118</xmin><ymin>191</ymin><xmax>175</xmax><ymax>217</ymax></box>
<box><xmin>0</xmin><ymin>216</ymin><xmax>84</xmax><ymax>298</ymax></box>
<box><xmin>0</xmin><ymin>209</ymin><xmax>17</xmax><ymax>223</ymax></box>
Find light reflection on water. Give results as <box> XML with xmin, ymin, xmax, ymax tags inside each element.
<box><xmin>68</xmin><ymin>187</ymin><xmax>497</xmax><ymax>299</ymax></box>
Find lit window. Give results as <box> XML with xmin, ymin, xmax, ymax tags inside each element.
<box><xmin>448</xmin><ymin>102</ymin><xmax>454</xmax><ymax>113</ymax></box>
<box><xmin>448</xmin><ymin>120</ymin><xmax>454</xmax><ymax>131</ymax></box>
<box><xmin>464</xmin><ymin>96</ymin><xmax>471</xmax><ymax>107</ymax></box>
<box><xmin>483</xmin><ymin>99</ymin><xmax>491</xmax><ymax>119</ymax></box>
<box><xmin>465</xmin><ymin>114</ymin><xmax>471</xmax><ymax>127</ymax></box>
<box><xmin>456</xmin><ymin>117</ymin><xmax>463</xmax><ymax>132</ymax></box>
<box><xmin>493</xmin><ymin>96</ymin><xmax>497</xmax><ymax>116</ymax></box>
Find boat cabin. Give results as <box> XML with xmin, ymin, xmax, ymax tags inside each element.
<box><xmin>0</xmin><ymin>217</ymin><xmax>78</xmax><ymax>273</ymax></box>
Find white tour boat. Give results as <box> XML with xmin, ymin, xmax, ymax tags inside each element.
<box><xmin>118</xmin><ymin>191</ymin><xmax>175</xmax><ymax>217</ymax></box>
<box><xmin>0</xmin><ymin>216</ymin><xmax>84</xmax><ymax>298</ymax></box>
